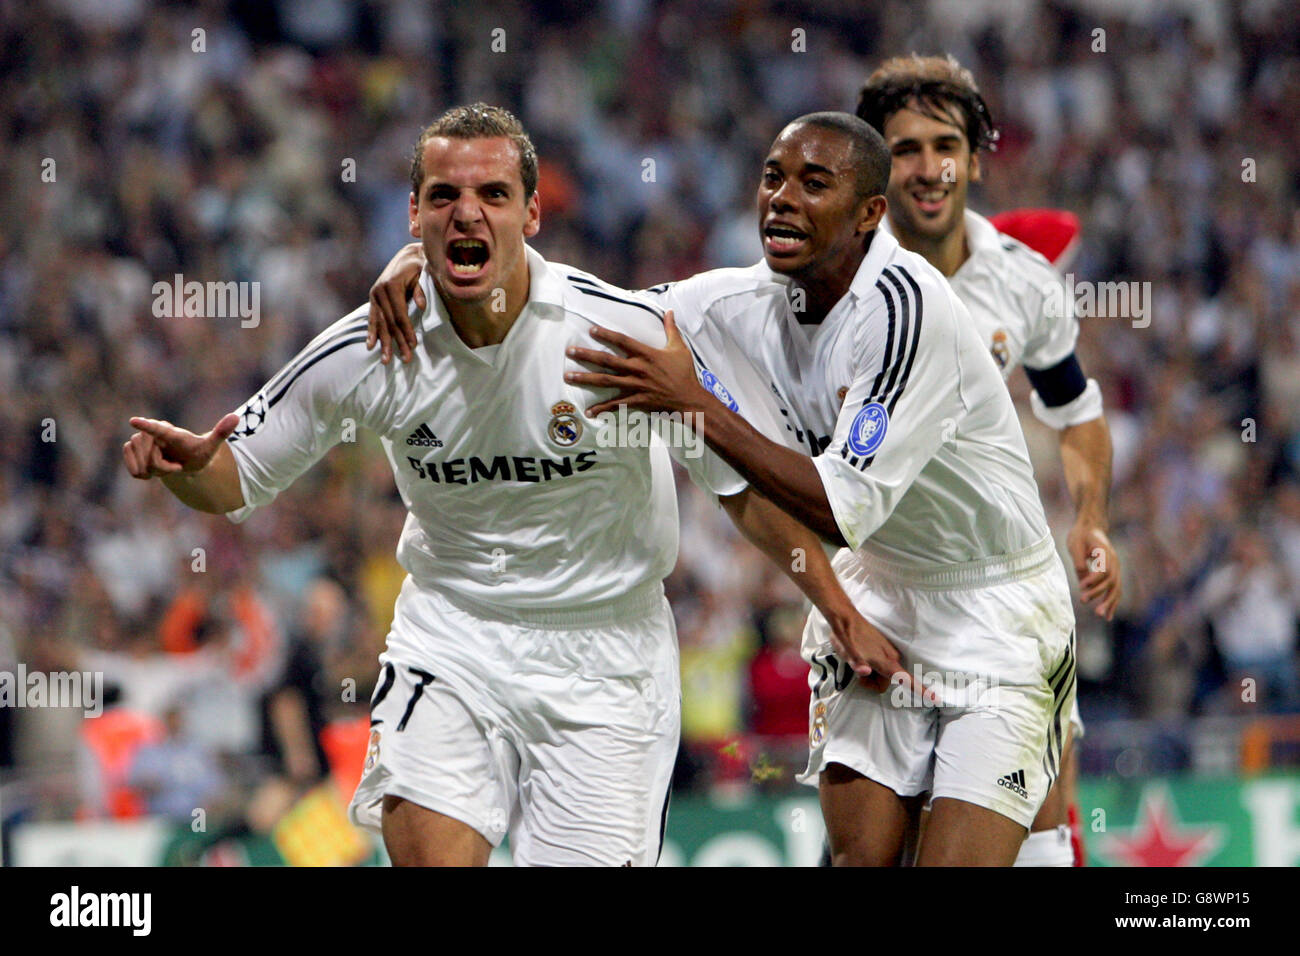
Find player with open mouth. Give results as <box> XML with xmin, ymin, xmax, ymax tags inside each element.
<box><xmin>366</xmin><ymin>112</ymin><xmax>1080</xmax><ymax>866</ymax></box>
<box><xmin>124</xmin><ymin>103</ymin><xmax>908</xmax><ymax>867</ymax></box>
<box><xmin>565</xmin><ymin>113</ymin><xmax>1079</xmax><ymax>867</ymax></box>
<box><xmin>445</xmin><ymin>238</ymin><xmax>490</xmax><ymax>280</ymax></box>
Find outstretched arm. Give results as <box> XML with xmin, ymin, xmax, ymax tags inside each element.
<box><xmin>122</xmin><ymin>414</ymin><xmax>244</xmax><ymax>514</ymax></box>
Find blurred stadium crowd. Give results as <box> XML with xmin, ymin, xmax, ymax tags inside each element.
<box><xmin>2</xmin><ymin>0</ymin><xmax>1299</xmax><ymax>834</ymax></box>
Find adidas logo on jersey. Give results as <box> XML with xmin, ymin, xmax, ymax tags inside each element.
<box><xmin>997</xmin><ymin>769</ymin><xmax>1028</xmax><ymax>799</ymax></box>
<box><xmin>406</xmin><ymin>423</ymin><xmax>443</xmax><ymax>448</ymax></box>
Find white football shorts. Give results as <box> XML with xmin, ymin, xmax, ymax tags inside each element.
<box><xmin>801</xmin><ymin>535</ymin><xmax>1077</xmax><ymax>829</ymax></box>
<box><xmin>349</xmin><ymin>576</ymin><xmax>680</xmax><ymax>866</ymax></box>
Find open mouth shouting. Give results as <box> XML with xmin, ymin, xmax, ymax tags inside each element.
<box><xmin>446</xmin><ymin>238</ymin><xmax>491</xmax><ymax>280</ymax></box>
<box><xmin>763</xmin><ymin>222</ymin><xmax>810</xmax><ymax>256</ymax></box>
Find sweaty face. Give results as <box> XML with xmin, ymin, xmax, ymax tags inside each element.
<box><xmin>409</xmin><ymin>136</ymin><xmax>539</xmax><ymax>304</ymax></box>
<box><xmin>756</xmin><ymin>124</ymin><xmax>877</xmax><ymax>280</ymax></box>
<box><xmin>881</xmin><ymin>105</ymin><xmax>979</xmax><ymax>243</ymax></box>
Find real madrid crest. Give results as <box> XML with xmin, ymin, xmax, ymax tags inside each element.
<box><xmin>548</xmin><ymin>400</ymin><xmax>582</xmax><ymax>446</ymax></box>
<box><xmin>364</xmin><ymin>728</ymin><xmax>381</xmax><ymax>774</ymax></box>
<box><xmin>811</xmin><ymin>700</ymin><xmax>828</xmax><ymax>746</ymax></box>
<box><xmin>990</xmin><ymin>329</ymin><xmax>1010</xmax><ymax>370</ymax></box>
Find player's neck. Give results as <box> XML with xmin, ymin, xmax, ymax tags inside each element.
<box><xmin>791</xmin><ymin>244</ymin><xmax>869</xmax><ymax>325</ymax></box>
<box><xmin>894</xmin><ymin>216</ymin><xmax>970</xmax><ymax>278</ymax></box>
<box><xmin>441</xmin><ymin>266</ymin><xmax>531</xmax><ymax>349</ymax></box>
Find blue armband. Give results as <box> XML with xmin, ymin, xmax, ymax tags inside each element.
<box><xmin>1025</xmin><ymin>353</ymin><xmax>1087</xmax><ymax>407</ymax></box>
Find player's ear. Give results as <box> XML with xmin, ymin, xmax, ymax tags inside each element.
<box><xmin>969</xmin><ymin>152</ymin><xmax>982</xmax><ymax>185</ymax></box>
<box><xmin>523</xmin><ymin>190</ymin><xmax>541</xmax><ymax>238</ymax></box>
<box><xmin>858</xmin><ymin>194</ymin><xmax>888</xmax><ymax>235</ymax></box>
<box><xmin>409</xmin><ymin>191</ymin><xmax>421</xmax><ymax>238</ymax></box>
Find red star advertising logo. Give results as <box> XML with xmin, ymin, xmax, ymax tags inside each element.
<box><xmin>1100</xmin><ymin>787</ymin><xmax>1224</xmax><ymax>867</ymax></box>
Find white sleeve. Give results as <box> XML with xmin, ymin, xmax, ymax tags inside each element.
<box><xmin>224</xmin><ymin>314</ymin><xmax>382</xmax><ymax>522</ymax></box>
<box><xmin>661</xmin><ymin>432</ymin><xmax>743</xmax><ymax>498</ymax></box>
<box><xmin>1023</xmin><ymin>270</ymin><xmax>1079</xmax><ymax>372</ymax></box>
<box><xmin>596</xmin><ymin>280</ymin><xmax>744</xmax><ymax>497</ymax></box>
<box><xmin>660</xmin><ymin>327</ymin><xmax>753</xmax><ymax>497</ymax></box>
<box><xmin>1029</xmin><ymin>378</ymin><xmax>1104</xmax><ymax>429</ymax></box>
<box><xmin>649</xmin><ymin>278</ymin><xmax>803</xmax><ymax>497</ymax></box>
<box><xmin>662</xmin><ymin>424</ymin><xmax>746</xmax><ymax>498</ymax></box>
<box><xmin>655</xmin><ymin>279</ymin><xmax>799</xmax><ymax>445</ymax></box>
<box><xmin>812</xmin><ymin>295</ymin><xmax>964</xmax><ymax>551</ymax></box>
<box><xmin>1023</xmin><ymin>270</ymin><xmax>1104</xmax><ymax>429</ymax></box>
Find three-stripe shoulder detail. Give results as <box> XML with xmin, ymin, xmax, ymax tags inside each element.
<box><xmin>876</xmin><ymin>266</ymin><xmax>925</xmax><ymax>417</ymax></box>
<box><xmin>565</xmin><ymin>274</ymin><xmax>666</xmax><ymax>322</ymax></box>
<box><xmin>840</xmin><ymin>264</ymin><xmax>924</xmax><ymax>471</ymax></box>
<box><xmin>263</xmin><ymin>317</ymin><xmax>371</xmax><ymax>410</ymax></box>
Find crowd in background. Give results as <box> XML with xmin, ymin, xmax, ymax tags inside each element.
<box><xmin>2</xmin><ymin>0</ymin><xmax>1299</xmax><ymax>829</ymax></box>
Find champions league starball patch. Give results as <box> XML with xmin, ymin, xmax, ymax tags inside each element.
<box><xmin>548</xmin><ymin>400</ymin><xmax>583</xmax><ymax>446</ymax></box>
<box><xmin>229</xmin><ymin>392</ymin><xmax>267</xmax><ymax>442</ymax></box>
<box><xmin>846</xmin><ymin>402</ymin><xmax>889</xmax><ymax>457</ymax></box>
<box><xmin>700</xmin><ymin>369</ymin><xmax>739</xmax><ymax>411</ymax></box>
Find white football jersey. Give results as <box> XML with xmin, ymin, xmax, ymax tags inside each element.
<box><xmin>881</xmin><ymin>210</ymin><xmax>1102</xmax><ymax>429</ymax></box>
<box><xmin>225</xmin><ymin>245</ymin><xmax>749</xmax><ymax>612</ymax></box>
<box><xmin>649</xmin><ymin>229</ymin><xmax>1051</xmax><ymax>567</ymax></box>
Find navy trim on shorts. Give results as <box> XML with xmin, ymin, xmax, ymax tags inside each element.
<box><xmin>656</xmin><ymin>783</ymin><xmax>672</xmax><ymax>864</ymax></box>
<box><xmin>1043</xmin><ymin>638</ymin><xmax>1076</xmax><ymax>784</ymax></box>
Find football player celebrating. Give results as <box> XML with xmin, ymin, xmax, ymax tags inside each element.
<box><xmin>566</xmin><ymin>113</ymin><xmax>1080</xmax><ymax>866</ymax></box>
<box><xmin>366</xmin><ymin>113</ymin><xmax>1085</xmax><ymax>867</ymax></box>
<box><xmin>124</xmin><ymin>104</ymin><xmax>906</xmax><ymax>867</ymax></box>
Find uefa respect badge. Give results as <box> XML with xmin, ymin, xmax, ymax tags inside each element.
<box><xmin>700</xmin><ymin>369</ymin><xmax>740</xmax><ymax>412</ymax></box>
<box><xmin>846</xmin><ymin>402</ymin><xmax>889</xmax><ymax>457</ymax></box>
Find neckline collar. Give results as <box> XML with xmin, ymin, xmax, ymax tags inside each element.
<box><xmin>847</xmin><ymin>229</ymin><xmax>900</xmax><ymax>301</ymax></box>
<box><xmin>960</xmin><ymin>208</ymin><xmax>1002</xmax><ymax>257</ymax></box>
<box><xmin>751</xmin><ymin>229</ymin><xmax>900</xmax><ymax>308</ymax></box>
